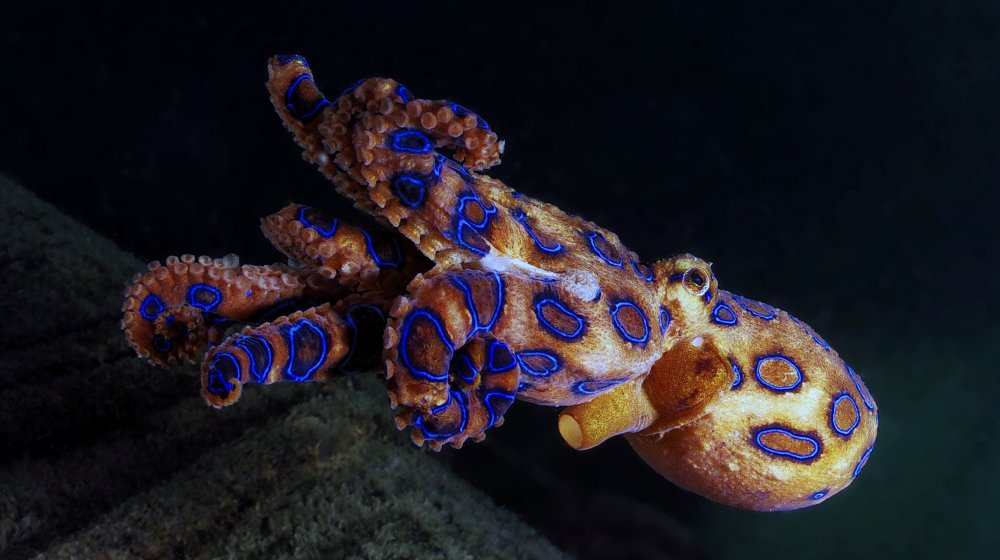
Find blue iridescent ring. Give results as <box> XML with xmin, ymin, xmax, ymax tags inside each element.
<box><xmin>296</xmin><ymin>206</ymin><xmax>338</xmax><ymax>238</ymax></box>
<box><xmin>285</xmin><ymin>74</ymin><xmax>331</xmax><ymax>121</ymax></box>
<box><xmin>283</xmin><ymin>319</ymin><xmax>328</xmax><ymax>382</ymax></box>
<box><xmin>399</xmin><ymin>309</ymin><xmax>454</xmax><ymax>382</ymax></box>
<box><xmin>711</xmin><ymin>302</ymin><xmax>738</xmax><ymax>326</ymax></box>
<box><xmin>729</xmin><ymin>358</ymin><xmax>744</xmax><ymax>389</ymax></box>
<box><xmin>575</xmin><ymin>378</ymin><xmax>626</xmax><ymax>395</ymax></box>
<box><xmin>139</xmin><ymin>294</ymin><xmax>165</xmax><ymax>320</ymax></box>
<box><xmin>392</xmin><ymin>173</ymin><xmax>428</xmax><ymax>209</ymax></box>
<box><xmin>389</xmin><ymin>129</ymin><xmax>434</xmax><ymax>154</ymax></box>
<box><xmin>754</xmin><ymin>427</ymin><xmax>820</xmax><ymax>461</ymax></box>
<box><xmin>831</xmin><ymin>393</ymin><xmax>860</xmax><ymax>436</ymax></box>
<box><xmin>534</xmin><ymin>297</ymin><xmax>585</xmax><ymax>340</ymax></box>
<box><xmin>516</xmin><ymin>350</ymin><xmax>561</xmax><ymax>377</ymax></box>
<box><xmin>587</xmin><ymin>232</ymin><xmax>623</xmax><ymax>268</ymax></box>
<box><xmin>610</xmin><ymin>301</ymin><xmax>649</xmax><ymax>344</ymax></box>
<box><xmin>854</xmin><ymin>445</ymin><xmax>874</xmax><ymax>477</ymax></box>
<box><xmin>754</xmin><ymin>355</ymin><xmax>803</xmax><ymax>392</ymax></box>
<box><xmin>187</xmin><ymin>284</ymin><xmax>222</xmax><ymax>312</ymax></box>
<box><xmin>658</xmin><ymin>306</ymin><xmax>671</xmax><ymax>335</ymax></box>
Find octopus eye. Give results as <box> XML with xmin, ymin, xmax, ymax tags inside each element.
<box><xmin>682</xmin><ymin>267</ymin><xmax>710</xmax><ymax>296</ymax></box>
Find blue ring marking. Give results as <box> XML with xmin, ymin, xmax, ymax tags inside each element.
<box><xmin>396</xmin><ymin>84</ymin><xmax>412</xmax><ymax>103</ymax></box>
<box><xmin>631</xmin><ymin>260</ymin><xmax>655</xmax><ymax>282</ymax></box>
<box><xmin>450</xmin><ymin>272</ymin><xmax>503</xmax><ymax>334</ymax></box>
<box><xmin>831</xmin><ymin>393</ymin><xmax>860</xmax><ymax>436</ymax></box>
<box><xmin>151</xmin><ymin>335</ymin><xmax>173</xmax><ymax>353</ymax></box>
<box><xmin>754</xmin><ymin>355</ymin><xmax>804</xmax><ymax>392</ymax></box>
<box><xmin>338</xmin><ymin>78</ymin><xmax>365</xmax><ymax>99</ymax></box>
<box><xmin>668</xmin><ymin>273</ymin><xmax>683</xmax><ymax>283</ymax></box>
<box><xmin>234</xmin><ymin>335</ymin><xmax>274</xmax><ymax>384</ymax></box>
<box><xmin>459</xmin><ymin>196</ymin><xmax>490</xmax><ymax>228</ymax></box>
<box><xmin>187</xmin><ymin>284</ymin><xmax>222</xmax><ymax>312</ymax></box>
<box><xmin>285</xmin><ymin>74</ymin><xmax>331</xmax><ymax>120</ymax></box>
<box><xmin>277</xmin><ymin>54</ymin><xmax>308</xmax><ymax>66</ymax></box>
<box><xmin>810</xmin><ymin>489</ymin><xmax>829</xmax><ymax>500</ymax></box>
<box><xmin>296</xmin><ymin>206</ymin><xmax>338</xmax><ymax>238</ymax></box>
<box><xmin>399</xmin><ymin>309</ymin><xmax>454</xmax><ymax>382</ymax></box>
<box><xmin>791</xmin><ymin>316</ymin><xmax>831</xmax><ymax>351</ymax></box>
<box><xmin>432</xmin><ymin>154</ymin><xmax>445</xmax><ymax>182</ymax></box>
<box><xmin>392</xmin><ymin>173</ymin><xmax>427</xmax><ymax>208</ymax></box>
<box><xmin>658</xmin><ymin>307</ymin><xmax>671</xmax><ymax>335</ymax></box>
<box><xmin>389</xmin><ymin>129</ymin><xmax>434</xmax><ymax>154</ymax></box>
<box><xmin>587</xmin><ymin>232</ymin><xmax>624</xmax><ymax>268</ymax></box>
<box><xmin>534</xmin><ymin>297</ymin><xmax>586</xmax><ymax>340</ymax></box>
<box><xmin>415</xmin><ymin>390</ymin><xmax>468</xmax><ymax>440</ymax></box>
<box><xmin>450</xmin><ymin>277</ymin><xmax>480</xmax><ymax>333</ymax></box>
<box><xmin>450</xmin><ymin>103</ymin><xmax>490</xmax><ymax>130</ymax></box>
<box><xmin>848</xmin><ymin>365</ymin><xmax>875</xmax><ymax>410</ymax></box>
<box><xmin>487</xmin><ymin>340</ymin><xmax>516</xmax><ymax>372</ymax></box>
<box><xmin>729</xmin><ymin>358</ymin><xmax>744</xmax><ymax>389</ymax></box>
<box><xmin>575</xmin><ymin>379</ymin><xmax>626</xmax><ymax>395</ymax></box>
<box><xmin>712</xmin><ymin>302</ymin><xmax>738</xmax><ymax>325</ymax></box>
<box><xmin>811</xmin><ymin>330</ymin><xmax>831</xmax><ymax>351</ymax></box>
<box><xmin>206</xmin><ymin>352</ymin><xmax>240</xmax><ymax>395</ymax></box>
<box><xmin>358</xmin><ymin>229</ymin><xmax>401</xmax><ymax>268</ymax></box>
<box><xmin>284</xmin><ymin>319</ymin><xmax>328</xmax><ymax>382</ymax></box>
<box><xmin>703</xmin><ymin>290</ymin><xmax>713</xmax><ymax>304</ymax></box>
<box><xmin>456</xmin><ymin>192</ymin><xmax>497</xmax><ymax>229</ymax></box>
<box><xmin>854</xmin><ymin>445</ymin><xmax>874</xmax><ymax>477</ymax></box>
<box><xmin>430</xmin><ymin>392</ymin><xmax>452</xmax><ymax>415</ymax></box>
<box><xmin>517</xmin><ymin>350</ymin><xmax>561</xmax><ymax>377</ymax></box>
<box><xmin>511</xmin><ymin>208</ymin><xmax>563</xmax><ymax>254</ymax></box>
<box><xmin>456</xmin><ymin>221</ymin><xmax>489</xmax><ymax>255</ymax></box>
<box><xmin>453</xmin><ymin>353</ymin><xmax>479</xmax><ymax>384</ymax></box>
<box><xmin>139</xmin><ymin>294</ymin><xmax>165</xmax><ymax>320</ymax></box>
<box><xmin>611</xmin><ymin>301</ymin><xmax>650</xmax><ymax>344</ymax></box>
<box><xmin>484</xmin><ymin>272</ymin><xmax>504</xmax><ymax>332</ymax></box>
<box><xmin>754</xmin><ymin>427</ymin><xmax>820</xmax><ymax>461</ymax></box>
<box><xmin>337</xmin><ymin>304</ymin><xmax>385</xmax><ymax>375</ymax></box>
<box><xmin>734</xmin><ymin>295</ymin><xmax>776</xmax><ymax>320</ymax></box>
<box><xmin>483</xmin><ymin>391</ymin><xmax>515</xmax><ymax>428</ymax></box>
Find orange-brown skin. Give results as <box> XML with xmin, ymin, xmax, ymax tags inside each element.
<box><xmin>120</xmin><ymin>55</ymin><xmax>877</xmax><ymax>512</ymax></box>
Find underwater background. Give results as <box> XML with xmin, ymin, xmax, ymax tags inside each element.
<box><xmin>1</xmin><ymin>2</ymin><xmax>996</xmax><ymax>558</ymax></box>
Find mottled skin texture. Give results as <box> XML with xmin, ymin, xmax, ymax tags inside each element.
<box><xmin>120</xmin><ymin>55</ymin><xmax>877</xmax><ymax>511</ymax></box>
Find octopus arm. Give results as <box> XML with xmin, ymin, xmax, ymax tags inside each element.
<box><xmin>121</xmin><ymin>254</ymin><xmax>353</xmax><ymax>367</ymax></box>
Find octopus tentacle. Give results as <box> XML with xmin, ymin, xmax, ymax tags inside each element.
<box><xmin>384</xmin><ymin>269</ymin><xmax>521</xmax><ymax>448</ymax></box>
<box><xmin>200</xmin><ymin>302</ymin><xmax>386</xmax><ymax>407</ymax></box>
<box><xmin>120</xmin><ymin>254</ymin><xmax>352</xmax><ymax>367</ymax></box>
<box><xmin>265</xmin><ymin>56</ymin><xmax>380</xmax><ymax>217</ymax></box>
<box><xmin>393</xmin><ymin>337</ymin><xmax>518</xmax><ymax>450</ymax></box>
<box><xmin>266</xmin><ymin>56</ymin><xmax>514</xmax><ymax>263</ymax></box>
<box><xmin>261</xmin><ymin>203</ymin><xmax>430</xmax><ymax>295</ymax></box>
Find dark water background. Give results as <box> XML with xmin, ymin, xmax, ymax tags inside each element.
<box><xmin>2</xmin><ymin>2</ymin><xmax>997</xmax><ymax>558</ymax></box>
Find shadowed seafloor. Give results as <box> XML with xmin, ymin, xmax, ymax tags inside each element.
<box><xmin>0</xmin><ymin>175</ymin><xmax>569</xmax><ymax>559</ymax></box>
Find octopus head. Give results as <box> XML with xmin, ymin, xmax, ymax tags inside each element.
<box><xmin>558</xmin><ymin>254</ymin><xmax>878</xmax><ymax>511</ymax></box>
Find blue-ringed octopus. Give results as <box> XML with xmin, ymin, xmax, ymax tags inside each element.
<box><xmin>121</xmin><ymin>55</ymin><xmax>877</xmax><ymax>511</ymax></box>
